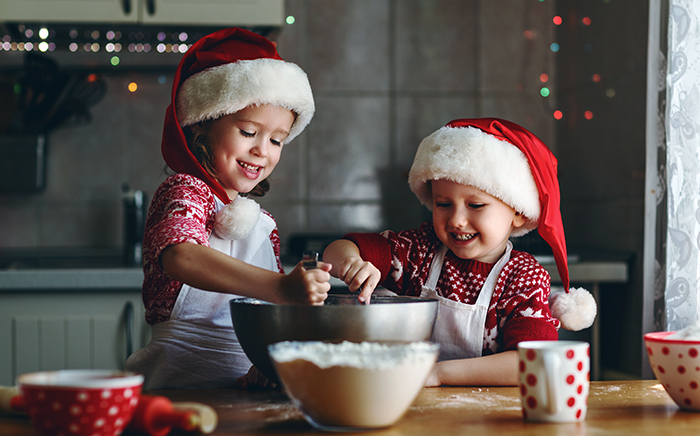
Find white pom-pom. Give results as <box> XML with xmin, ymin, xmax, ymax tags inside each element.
<box><xmin>549</xmin><ymin>287</ymin><xmax>597</xmax><ymax>331</ymax></box>
<box><xmin>213</xmin><ymin>196</ymin><xmax>261</xmax><ymax>240</ymax></box>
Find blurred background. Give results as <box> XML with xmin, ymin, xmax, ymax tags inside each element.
<box><xmin>0</xmin><ymin>0</ymin><xmax>649</xmax><ymax>380</ymax></box>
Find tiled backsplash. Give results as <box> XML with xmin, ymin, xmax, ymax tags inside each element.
<box><xmin>0</xmin><ymin>0</ymin><xmax>557</xmax><ymax>253</ymax></box>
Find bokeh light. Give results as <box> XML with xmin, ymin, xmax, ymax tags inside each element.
<box><xmin>592</xmin><ymin>73</ymin><xmax>602</xmax><ymax>83</ymax></box>
<box><xmin>583</xmin><ymin>17</ymin><xmax>592</xmax><ymax>26</ymax></box>
<box><xmin>540</xmin><ymin>87</ymin><xmax>550</xmax><ymax>97</ymax></box>
<box><xmin>553</xmin><ymin>16</ymin><xmax>563</xmax><ymax>25</ymax></box>
<box><xmin>128</xmin><ymin>82</ymin><xmax>138</xmax><ymax>92</ymax></box>
<box><xmin>553</xmin><ymin>110</ymin><xmax>563</xmax><ymax>120</ymax></box>
<box><xmin>550</xmin><ymin>43</ymin><xmax>560</xmax><ymax>52</ymax></box>
<box><xmin>286</xmin><ymin>15</ymin><xmax>296</xmax><ymax>25</ymax></box>
<box><xmin>540</xmin><ymin>73</ymin><xmax>549</xmax><ymax>83</ymax></box>
<box><xmin>584</xmin><ymin>111</ymin><xmax>594</xmax><ymax>120</ymax></box>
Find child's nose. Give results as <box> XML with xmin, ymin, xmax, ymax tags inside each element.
<box><xmin>448</xmin><ymin>209</ymin><xmax>469</xmax><ymax>228</ymax></box>
<box><xmin>251</xmin><ymin>138</ymin><xmax>268</xmax><ymax>157</ymax></box>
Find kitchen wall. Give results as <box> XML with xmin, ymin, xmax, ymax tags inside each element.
<box><xmin>0</xmin><ymin>0</ymin><xmax>558</xmax><ymax>249</ymax></box>
<box><xmin>554</xmin><ymin>0</ymin><xmax>649</xmax><ymax>378</ymax></box>
<box><xmin>0</xmin><ymin>0</ymin><xmax>649</xmax><ymax>377</ymax></box>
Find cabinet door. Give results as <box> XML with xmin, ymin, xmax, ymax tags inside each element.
<box><xmin>139</xmin><ymin>0</ymin><xmax>284</xmax><ymax>26</ymax></box>
<box><xmin>0</xmin><ymin>291</ymin><xmax>150</xmax><ymax>386</ymax></box>
<box><xmin>0</xmin><ymin>0</ymin><xmax>136</xmax><ymax>23</ymax></box>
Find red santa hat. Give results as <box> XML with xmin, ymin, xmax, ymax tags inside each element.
<box><xmin>408</xmin><ymin>118</ymin><xmax>596</xmax><ymax>331</ymax></box>
<box><xmin>160</xmin><ymin>27</ymin><xmax>314</xmax><ymax>239</ymax></box>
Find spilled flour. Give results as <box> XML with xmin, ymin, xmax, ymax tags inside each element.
<box><xmin>218</xmin><ymin>400</ymin><xmax>302</xmax><ymax>424</ymax></box>
<box><xmin>414</xmin><ymin>389</ymin><xmax>521</xmax><ymax>412</ymax></box>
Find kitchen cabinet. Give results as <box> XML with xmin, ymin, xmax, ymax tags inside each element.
<box><xmin>0</xmin><ymin>0</ymin><xmax>284</xmax><ymax>26</ymax></box>
<box><xmin>0</xmin><ymin>287</ymin><xmax>150</xmax><ymax>386</ymax></box>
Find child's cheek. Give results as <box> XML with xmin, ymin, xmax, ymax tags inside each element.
<box><xmin>432</xmin><ymin>222</ymin><xmax>451</xmax><ymax>247</ymax></box>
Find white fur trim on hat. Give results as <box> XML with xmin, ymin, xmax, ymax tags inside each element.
<box><xmin>176</xmin><ymin>58</ymin><xmax>314</xmax><ymax>144</ymax></box>
<box><xmin>549</xmin><ymin>287</ymin><xmax>597</xmax><ymax>331</ymax></box>
<box><xmin>214</xmin><ymin>196</ymin><xmax>261</xmax><ymax>240</ymax></box>
<box><xmin>408</xmin><ymin>125</ymin><xmax>540</xmax><ymax>237</ymax></box>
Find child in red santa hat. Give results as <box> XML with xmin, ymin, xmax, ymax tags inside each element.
<box><xmin>125</xmin><ymin>27</ymin><xmax>331</xmax><ymax>390</ymax></box>
<box><xmin>323</xmin><ymin>118</ymin><xmax>596</xmax><ymax>386</ymax></box>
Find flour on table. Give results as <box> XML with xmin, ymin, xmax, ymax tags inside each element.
<box><xmin>414</xmin><ymin>390</ymin><xmax>520</xmax><ymax>412</ymax></box>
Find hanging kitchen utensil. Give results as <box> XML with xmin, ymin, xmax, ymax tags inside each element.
<box><xmin>40</xmin><ymin>72</ymin><xmax>108</xmax><ymax>132</ymax></box>
<box><xmin>19</xmin><ymin>52</ymin><xmax>71</xmax><ymax>133</ymax></box>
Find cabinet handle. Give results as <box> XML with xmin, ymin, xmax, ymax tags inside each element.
<box><xmin>146</xmin><ymin>0</ymin><xmax>156</xmax><ymax>16</ymax></box>
<box><xmin>122</xmin><ymin>0</ymin><xmax>132</xmax><ymax>15</ymax></box>
<box><xmin>124</xmin><ymin>301</ymin><xmax>134</xmax><ymax>359</ymax></box>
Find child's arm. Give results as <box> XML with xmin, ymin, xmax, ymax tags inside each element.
<box><xmin>161</xmin><ymin>242</ymin><xmax>331</xmax><ymax>305</ymax></box>
<box><xmin>322</xmin><ymin>239</ymin><xmax>382</xmax><ymax>303</ymax></box>
<box><xmin>425</xmin><ymin>350</ymin><xmax>519</xmax><ymax>387</ymax></box>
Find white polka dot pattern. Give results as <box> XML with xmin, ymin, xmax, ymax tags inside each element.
<box><xmin>21</xmin><ymin>385</ymin><xmax>141</xmax><ymax>436</ymax></box>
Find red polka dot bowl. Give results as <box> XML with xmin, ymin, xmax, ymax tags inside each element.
<box><xmin>645</xmin><ymin>331</ymin><xmax>700</xmax><ymax>411</ymax></box>
<box><xmin>17</xmin><ymin>369</ymin><xmax>144</xmax><ymax>436</ymax></box>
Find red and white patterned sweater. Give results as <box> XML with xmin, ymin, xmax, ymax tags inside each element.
<box><xmin>344</xmin><ymin>223</ymin><xmax>559</xmax><ymax>355</ymax></box>
<box><xmin>142</xmin><ymin>173</ymin><xmax>283</xmax><ymax>325</ymax></box>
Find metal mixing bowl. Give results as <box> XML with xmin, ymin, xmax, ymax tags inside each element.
<box><xmin>229</xmin><ymin>294</ymin><xmax>438</xmax><ymax>383</ymax></box>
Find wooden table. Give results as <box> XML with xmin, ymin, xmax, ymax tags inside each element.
<box><xmin>2</xmin><ymin>380</ymin><xmax>699</xmax><ymax>435</ymax></box>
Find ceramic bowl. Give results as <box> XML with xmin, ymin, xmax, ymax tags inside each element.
<box><xmin>229</xmin><ymin>294</ymin><xmax>438</xmax><ymax>383</ymax></box>
<box><xmin>644</xmin><ymin>331</ymin><xmax>700</xmax><ymax>411</ymax></box>
<box><xmin>17</xmin><ymin>369</ymin><xmax>144</xmax><ymax>436</ymax></box>
<box><xmin>268</xmin><ymin>340</ymin><xmax>439</xmax><ymax>431</ymax></box>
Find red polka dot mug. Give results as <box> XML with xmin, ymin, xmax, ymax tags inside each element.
<box><xmin>517</xmin><ymin>340</ymin><xmax>590</xmax><ymax>423</ymax></box>
<box><xmin>17</xmin><ymin>369</ymin><xmax>144</xmax><ymax>436</ymax></box>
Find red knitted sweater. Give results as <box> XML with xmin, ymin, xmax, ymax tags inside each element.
<box><xmin>344</xmin><ymin>223</ymin><xmax>559</xmax><ymax>354</ymax></box>
<box><xmin>141</xmin><ymin>173</ymin><xmax>282</xmax><ymax>325</ymax></box>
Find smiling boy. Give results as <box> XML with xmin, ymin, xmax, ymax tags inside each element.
<box><xmin>323</xmin><ymin>118</ymin><xmax>596</xmax><ymax>387</ymax></box>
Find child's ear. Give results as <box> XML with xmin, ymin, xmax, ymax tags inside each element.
<box><xmin>512</xmin><ymin>211</ymin><xmax>527</xmax><ymax>229</ymax></box>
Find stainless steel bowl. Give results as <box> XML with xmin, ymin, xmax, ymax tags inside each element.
<box><xmin>229</xmin><ymin>294</ymin><xmax>438</xmax><ymax>383</ymax></box>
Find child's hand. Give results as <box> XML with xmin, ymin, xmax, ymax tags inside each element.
<box><xmin>336</xmin><ymin>257</ymin><xmax>381</xmax><ymax>304</ymax></box>
<box><xmin>235</xmin><ymin>365</ymin><xmax>278</xmax><ymax>390</ymax></box>
<box><xmin>279</xmin><ymin>261</ymin><xmax>332</xmax><ymax>305</ymax></box>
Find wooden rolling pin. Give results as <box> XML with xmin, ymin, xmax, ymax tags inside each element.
<box><xmin>0</xmin><ymin>386</ymin><xmax>23</xmax><ymax>415</ymax></box>
<box><xmin>126</xmin><ymin>395</ymin><xmax>218</xmax><ymax>436</ymax></box>
<box><xmin>0</xmin><ymin>386</ymin><xmax>217</xmax><ymax>435</ymax></box>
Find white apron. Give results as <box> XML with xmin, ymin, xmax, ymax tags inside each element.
<box><xmin>420</xmin><ymin>241</ymin><xmax>512</xmax><ymax>361</ymax></box>
<box><xmin>124</xmin><ymin>198</ymin><xmax>277</xmax><ymax>389</ymax></box>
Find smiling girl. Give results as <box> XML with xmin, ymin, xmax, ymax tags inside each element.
<box><xmin>124</xmin><ymin>28</ymin><xmax>331</xmax><ymax>390</ymax></box>
<box><xmin>323</xmin><ymin>118</ymin><xmax>596</xmax><ymax>387</ymax></box>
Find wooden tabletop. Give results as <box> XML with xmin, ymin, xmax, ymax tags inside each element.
<box><xmin>2</xmin><ymin>380</ymin><xmax>699</xmax><ymax>436</ymax></box>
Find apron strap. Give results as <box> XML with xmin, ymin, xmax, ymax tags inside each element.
<box><xmin>474</xmin><ymin>240</ymin><xmax>513</xmax><ymax>307</ymax></box>
<box><xmin>426</xmin><ymin>245</ymin><xmax>449</xmax><ymax>290</ymax></box>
